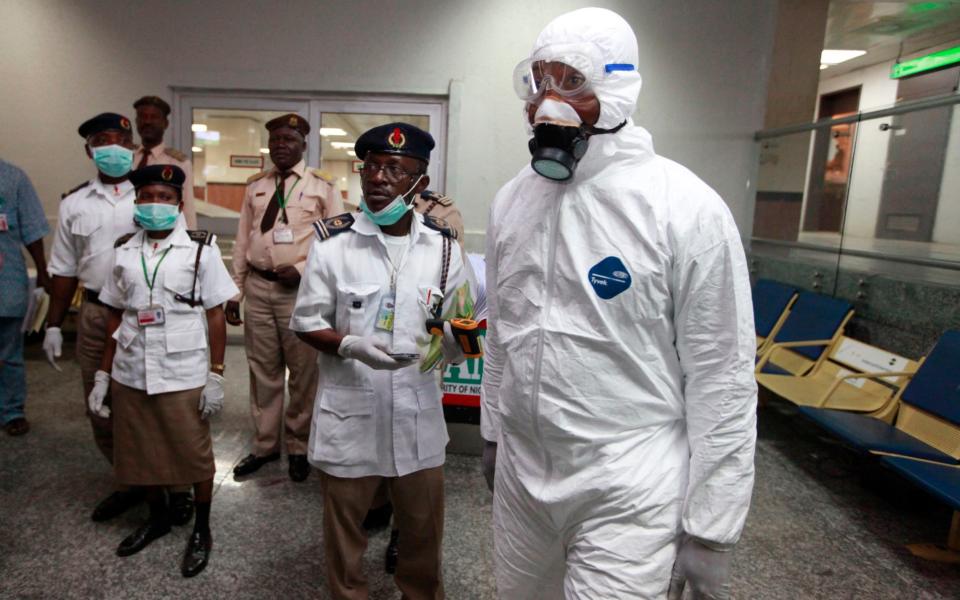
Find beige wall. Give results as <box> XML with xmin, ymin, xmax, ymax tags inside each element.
<box><xmin>0</xmin><ymin>0</ymin><xmax>776</xmax><ymax>250</ymax></box>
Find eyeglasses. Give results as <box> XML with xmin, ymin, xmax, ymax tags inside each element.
<box><xmin>359</xmin><ymin>162</ymin><xmax>420</xmax><ymax>182</ymax></box>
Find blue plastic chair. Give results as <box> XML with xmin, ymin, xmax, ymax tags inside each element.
<box><xmin>752</xmin><ymin>279</ymin><xmax>797</xmax><ymax>355</ymax></box>
<box><xmin>755</xmin><ymin>291</ymin><xmax>854</xmax><ymax>376</ymax></box>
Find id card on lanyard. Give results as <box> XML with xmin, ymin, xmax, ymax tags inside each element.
<box><xmin>375</xmin><ymin>240</ymin><xmax>411</xmax><ymax>333</ymax></box>
<box><xmin>138</xmin><ymin>246</ymin><xmax>172</xmax><ymax>327</ymax></box>
<box><xmin>272</xmin><ymin>175</ymin><xmax>300</xmax><ymax>245</ymax></box>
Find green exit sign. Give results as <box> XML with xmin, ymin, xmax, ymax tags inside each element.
<box><xmin>891</xmin><ymin>46</ymin><xmax>960</xmax><ymax>79</ymax></box>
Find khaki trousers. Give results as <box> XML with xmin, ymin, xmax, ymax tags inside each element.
<box><xmin>243</xmin><ymin>272</ymin><xmax>318</xmax><ymax>456</ymax></box>
<box><xmin>76</xmin><ymin>301</ymin><xmax>113</xmax><ymax>462</ymax></box>
<box><xmin>320</xmin><ymin>467</ymin><xmax>445</xmax><ymax>600</ymax></box>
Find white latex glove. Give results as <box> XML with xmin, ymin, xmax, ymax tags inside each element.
<box><xmin>667</xmin><ymin>536</ymin><xmax>734</xmax><ymax>600</ymax></box>
<box><xmin>337</xmin><ymin>335</ymin><xmax>406</xmax><ymax>370</ymax></box>
<box><xmin>87</xmin><ymin>370</ymin><xmax>111</xmax><ymax>418</ymax></box>
<box><xmin>199</xmin><ymin>372</ymin><xmax>225</xmax><ymax>419</ymax></box>
<box><xmin>43</xmin><ymin>326</ymin><xmax>63</xmax><ymax>371</ymax></box>
<box><xmin>482</xmin><ymin>441</ymin><xmax>497</xmax><ymax>492</ymax></box>
<box><xmin>441</xmin><ymin>321</ymin><xmax>466</xmax><ymax>365</ymax></box>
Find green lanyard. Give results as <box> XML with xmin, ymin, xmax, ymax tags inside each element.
<box><xmin>274</xmin><ymin>174</ymin><xmax>301</xmax><ymax>210</ymax></box>
<box><xmin>140</xmin><ymin>247</ymin><xmax>172</xmax><ymax>304</ymax></box>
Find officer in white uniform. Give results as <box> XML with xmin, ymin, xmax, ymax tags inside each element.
<box><xmin>43</xmin><ymin>112</ymin><xmax>142</xmax><ymax>522</ymax></box>
<box><xmin>291</xmin><ymin>123</ymin><xmax>473</xmax><ymax>600</ymax></box>
<box><xmin>91</xmin><ymin>164</ymin><xmax>238</xmax><ymax>578</ymax></box>
<box><xmin>483</xmin><ymin>8</ymin><xmax>757</xmax><ymax>600</ymax></box>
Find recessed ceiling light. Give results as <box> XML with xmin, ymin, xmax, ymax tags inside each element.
<box><xmin>191</xmin><ymin>146</ymin><xmax>202</xmax><ymax>153</ymax></box>
<box><xmin>820</xmin><ymin>64</ymin><xmax>829</xmax><ymax>70</ymax></box>
<box><xmin>259</xmin><ymin>148</ymin><xmax>269</xmax><ymax>154</ymax></box>
<box><xmin>320</xmin><ymin>128</ymin><xmax>347</xmax><ymax>136</ymax></box>
<box><xmin>191</xmin><ymin>124</ymin><xmax>207</xmax><ymax>132</ymax></box>
<box><xmin>346</xmin><ymin>150</ymin><xmax>356</xmax><ymax>157</ymax></box>
<box><xmin>331</xmin><ymin>141</ymin><xmax>355</xmax><ymax>149</ymax></box>
<box><xmin>821</xmin><ymin>49</ymin><xmax>866</xmax><ymax>65</ymax></box>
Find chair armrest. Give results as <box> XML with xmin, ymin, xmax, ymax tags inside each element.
<box><xmin>815</xmin><ymin>370</ymin><xmax>917</xmax><ymax>407</ymax></box>
<box><xmin>755</xmin><ymin>339</ymin><xmax>833</xmax><ymax>374</ymax></box>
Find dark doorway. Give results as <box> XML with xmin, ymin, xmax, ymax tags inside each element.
<box><xmin>803</xmin><ymin>86</ymin><xmax>861</xmax><ymax>233</ymax></box>
<box><xmin>875</xmin><ymin>65</ymin><xmax>960</xmax><ymax>241</ymax></box>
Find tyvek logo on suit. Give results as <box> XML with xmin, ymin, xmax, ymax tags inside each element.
<box><xmin>588</xmin><ymin>256</ymin><xmax>632</xmax><ymax>300</ymax></box>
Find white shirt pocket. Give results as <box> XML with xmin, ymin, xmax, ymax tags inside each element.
<box><xmin>335</xmin><ymin>283</ymin><xmax>381</xmax><ymax>336</ymax></box>
<box><xmin>312</xmin><ymin>385</ymin><xmax>377</xmax><ymax>467</ymax></box>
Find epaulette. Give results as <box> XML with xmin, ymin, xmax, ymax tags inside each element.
<box><xmin>114</xmin><ymin>232</ymin><xmax>136</xmax><ymax>248</ymax></box>
<box><xmin>246</xmin><ymin>170</ymin><xmax>271</xmax><ymax>184</ymax></box>
<box><xmin>61</xmin><ymin>180</ymin><xmax>91</xmax><ymax>200</ymax></box>
<box><xmin>163</xmin><ymin>147</ymin><xmax>187</xmax><ymax>162</ymax></box>
<box><xmin>422</xmin><ymin>215</ymin><xmax>457</xmax><ymax>239</ymax></box>
<box><xmin>313</xmin><ymin>213</ymin><xmax>355</xmax><ymax>241</ymax></box>
<box><xmin>186</xmin><ymin>229</ymin><xmax>214</xmax><ymax>245</ymax></box>
<box><xmin>310</xmin><ymin>168</ymin><xmax>335</xmax><ymax>184</ymax></box>
<box><xmin>421</xmin><ymin>190</ymin><xmax>453</xmax><ymax>207</ymax></box>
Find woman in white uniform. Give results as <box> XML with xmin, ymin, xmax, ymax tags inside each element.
<box><xmin>89</xmin><ymin>164</ymin><xmax>238</xmax><ymax>577</ymax></box>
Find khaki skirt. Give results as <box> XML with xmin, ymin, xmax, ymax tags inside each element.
<box><xmin>112</xmin><ymin>380</ymin><xmax>215</xmax><ymax>486</ymax></box>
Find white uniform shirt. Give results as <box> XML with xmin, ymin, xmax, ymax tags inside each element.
<box><xmin>99</xmin><ymin>224</ymin><xmax>238</xmax><ymax>395</ymax></box>
<box><xmin>290</xmin><ymin>212</ymin><xmax>471</xmax><ymax>478</ymax></box>
<box><xmin>48</xmin><ymin>178</ymin><xmax>137</xmax><ymax>292</ymax></box>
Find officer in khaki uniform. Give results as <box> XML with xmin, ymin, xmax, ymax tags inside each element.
<box><xmin>227</xmin><ymin>114</ymin><xmax>343</xmax><ymax>482</ymax></box>
<box><xmin>131</xmin><ymin>96</ymin><xmax>197</xmax><ymax>228</ymax></box>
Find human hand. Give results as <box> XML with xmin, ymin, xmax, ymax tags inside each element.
<box><xmin>36</xmin><ymin>270</ymin><xmax>52</xmax><ymax>295</ymax></box>
<box><xmin>43</xmin><ymin>326</ymin><xmax>63</xmax><ymax>371</ymax></box>
<box><xmin>87</xmin><ymin>370</ymin><xmax>111</xmax><ymax>418</ymax></box>
<box><xmin>199</xmin><ymin>372</ymin><xmax>225</xmax><ymax>419</ymax></box>
<box><xmin>337</xmin><ymin>335</ymin><xmax>405</xmax><ymax>370</ymax></box>
<box><xmin>482</xmin><ymin>441</ymin><xmax>497</xmax><ymax>492</ymax></box>
<box><xmin>225</xmin><ymin>300</ymin><xmax>243</xmax><ymax>325</ymax></box>
<box><xmin>667</xmin><ymin>536</ymin><xmax>734</xmax><ymax>600</ymax></box>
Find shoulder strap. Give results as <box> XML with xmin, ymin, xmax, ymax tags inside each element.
<box><xmin>162</xmin><ymin>147</ymin><xmax>187</xmax><ymax>162</ymax></box>
<box><xmin>434</xmin><ymin>236</ymin><xmax>453</xmax><ymax>319</ymax></box>
<box><xmin>114</xmin><ymin>232</ymin><xmax>136</xmax><ymax>248</ymax></box>
<box><xmin>62</xmin><ymin>180</ymin><xmax>91</xmax><ymax>200</ymax></box>
<box><xmin>422</xmin><ymin>215</ymin><xmax>457</xmax><ymax>240</ymax></box>
<box><xmin>186</xmin><ymin>229</ymin><xmax>213</xmax><ymax>245</ymax></box>
<box><xmin>310</xmin><ymin>168</ymin><xmax>335</xmax><ymax>184</ymax></box>
<box><xmin>174</xmin><ymin>231</ymin><xmax>211</xmax><ymax>308</ymax></box>
<box><xmin>313</xmin><ymin>213</ymin><xmax>355</xmax><ymax>241</ymax></box>
<box><xmin>246</xmin><ymin>170</ymin><xmax>271</xmax><ymax>184</ymax></box>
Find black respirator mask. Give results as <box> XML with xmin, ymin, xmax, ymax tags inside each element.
<box><xmin>527</xmin><ymin>101</ymin><xmax>627</xmax><ymax>182</ymax></box>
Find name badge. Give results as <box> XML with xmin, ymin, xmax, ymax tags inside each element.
<box><xmin>0</xmin><ymin>214</ymin><xmax>8</xmax><ymax>232</ymax></box>
<box><xmin>137</xmin><ymin>305</ymin><xmax>165</xmax><ymax>327</ymax></box>
<box><xmin>375</xmin><ymin>293</ymin><xmax>396</xmax><ymax>332</ymax></box>
<box><xmin>273</xmin><ymin>226</ymin><xmax>294</xmax><ymax>244</ymax></box>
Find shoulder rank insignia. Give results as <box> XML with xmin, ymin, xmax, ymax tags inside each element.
<box><xmin>114</xmin><ymin>232</ymin><xmax>136</xmax><ymax>248</ymax></box>
<box><xmin>313</xmin><ymin>213</ymin><xmax>355</xmax><ymax>241</ymax></box>
<box><xmin>61</xmin><ymin>180</ymin><xmax>91</xmax><ymax>200</ymax></box>
<box><xmin>246</xmin><ymin>170</ymin><xmax>271</xmax><ymax>184</ymax></box>
<box><xmin>163</xmin><ymin>147</ymin><xmax>188</xmax><ymax>162</ymax></box>
<box><xmin>421</xmin><ymin>190</ymin><xmax>453</xmax><ymax>207</ymax></box>
<box><xmin>310</xmin><ymin>168</ymin><xmax>335</xmax><ymax>183</ymax></box>
<box><xmin>422</xmin><ymin>215</ymin><xmax>457</xmax><ymax>239</ymax></box>
<box><xmin>186</xmin><ymin>229</ymin><xmax>214</xmax><ymax>245</ymax></box>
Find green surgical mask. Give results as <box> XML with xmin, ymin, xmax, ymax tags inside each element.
<box><xmin>134</xmin><ymin>203</ymin><xmax>180</xmax><ymax>231</ymax></box>
<box><xmin>360</xmin><ymin>175</ymin><xmax>423</xmax><ymax>226</ymax></box>
<box><xmin>92</xmin><ymin>144</ymin><xmax>134</xmax><ymax>178</ymax></box>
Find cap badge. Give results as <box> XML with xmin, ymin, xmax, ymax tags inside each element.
<box><xmin>161</xmin><ymin>166</ymin><xmax>174</xmax><ymax>181</ymax></box>
<box><xmin>388</xmin><ymin>127</ymin><xmax>406</xmax><ymax>150</ymax></box>
<box><xmin>290</xmin><ymin>116</ymin><xmax>298</xmax><ymax>127</ymax></box>
<box><xmin>120</xmin><ymin>117</ymin><xmax>131</xmax><ymax>130</ymax></box>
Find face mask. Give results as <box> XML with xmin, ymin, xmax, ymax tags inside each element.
<box><xmin>91</xmin><ymin>144</ymin><xmax>134</xmax><ymax>178</ymax></box>
<box><xmin>134</xmin><ymin>202</ymin><xmax>180</xmax><ymax>231</ymax></box>
<box><xmin>360</xmin><ymin>174</ymin><xmax>424</xmax><ymax>226</ymax></box>
<box><xmin>527</xmin><ymin>100</ymin><xmax>589</xmax><ymax>182</ymax></box>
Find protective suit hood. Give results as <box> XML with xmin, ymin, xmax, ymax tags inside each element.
<box><xmin>532</xmin><ymin>7</ymin><xmax>643</xmax><ymax>130</ymax></box>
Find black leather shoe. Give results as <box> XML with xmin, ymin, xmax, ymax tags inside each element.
<box><xmin>233</xmin><ymin>452</ymin><xmax>280</xmax><ymax>477</ymax></box>
<box><xmin>384</xmin><ymin>528</ymin><xmax>399</xmax><ymax>574</ymax></box>
<box><xmin>288</xmin><ymin>454</ymin><xmax>310</xmax><ymax>482</ymax></box>
<box><xmin>168</xmin><ymin>492</ymin><xmax>194</xmax><ymax>526</ymax></box>
<box><xmin>363</xmin><ymin>501</ymin><xmax>393</xmax><ymax>531</ymax></box>
<box><xmin>91</xmin><ymin>490</ymin><xmax>145</xmax><ymax>522</ymax></box>
<box><xmin>181</xmin><ymin>530</ymin><xmax>213</xmax><ymax>578</ymax></box>
<box><xmin>116</xmin><ymin>520</ymin><xmax>171</xmax><ymax>557</ymax></box>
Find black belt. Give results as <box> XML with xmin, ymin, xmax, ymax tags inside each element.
<box><xmin>84</xmin><ymin>289</ymin><xmax>107</xmax><ymax>306</ymax></box>
<box><xmin>250</xmin><ymin>266</ymin><xmax>280</xmax><ymax>282</ymax></box>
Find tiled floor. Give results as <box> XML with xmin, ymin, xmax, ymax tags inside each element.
<box><xmin>2</xmin><ymin>343</ymin><xmax>958</xmax><ymax>599</ymax></box>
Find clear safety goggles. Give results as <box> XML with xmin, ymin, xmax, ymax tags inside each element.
<box><xmin>513</xmin><ymin>44</ymin><xmax>635</xmax><ymax>102</ymax></box>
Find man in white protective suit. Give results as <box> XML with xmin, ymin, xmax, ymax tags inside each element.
<box><xmin>480</xmin><ymin>7</ymin><xmax>757</xmax><ymax>600</ymax></box>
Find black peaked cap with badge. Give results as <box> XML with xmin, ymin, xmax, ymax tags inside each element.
<box><xmin>265</xmin><ymin>113</ymin><xmax>310</xmax><ymax>137</ymax></box>
<box><xmin>78</xmin><ymin>112</ymin><xmax>133</xmax><ymax>139</ymax></box>
<box><xmin>129</xmin><ymin>164</ymin><xmax>186</xmax><ymax>191</ymax></box>
<box><xmin>133</xmin><ymin>95</ymin><xmax>171</xmax><ymax>117</ymax></box>
<box><xmin>355</xmin><ymin>122</ymin><xmax>434</xmax><ymax>163</ymax></box>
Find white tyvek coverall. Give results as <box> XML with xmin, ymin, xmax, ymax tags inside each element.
<box><xmin>481</xmin><ymin>8</ymin><xmax>757</xmax><ymax>599</ymax></box>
